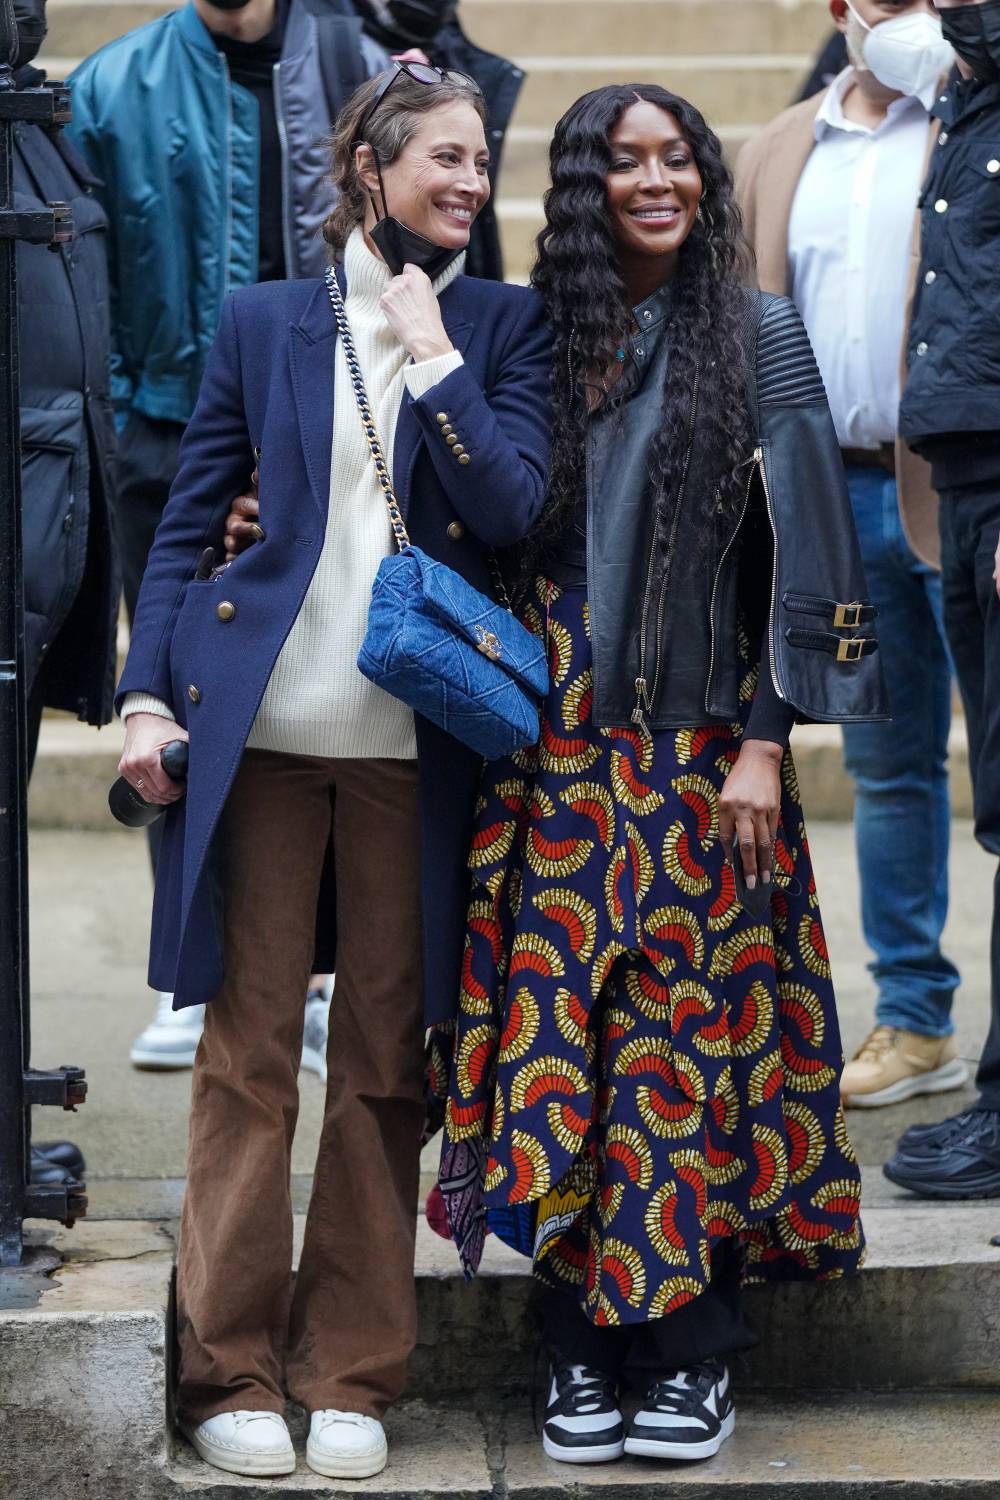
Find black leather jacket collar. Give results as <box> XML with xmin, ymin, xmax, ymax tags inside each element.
<box><xmin>585</xmin><ymin>288</ymin><xmax>889</xmax><ymax>732</ymax></box>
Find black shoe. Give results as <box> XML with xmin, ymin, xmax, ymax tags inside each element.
<box><xmin>896</xmin><ymin>1109</ymin><xmax>982</xmax><ymax>1154</ymax></box>
<box><xmin>29</xmin><ymin>1146</ymin><xmax>79</xmax><ymax>1187</ymax></box>
<box><xmin>624</xmin><ymin>1362</ymin><xmax>735</xmax><ymax>1462</ymax></box>
<box><xmin>541</xmin><ymin>1355</ymin><xmax>625</xmax><ymax>1465</ymax></box>
<box><xmin>884</xmin><ymin>1108</ymin><xmax>1000</xmax><ymax>1198</ymax></box>
<box><xmin>34</xmin><ymin>1140</ymin><xmax>86</xmax><ymax>1177</ymax></box>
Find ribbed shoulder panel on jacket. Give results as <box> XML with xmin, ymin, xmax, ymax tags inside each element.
<box><xmin>756</xmin><ymin>295</ymin><xmax>827</xmax><ymax>407</ymax></box>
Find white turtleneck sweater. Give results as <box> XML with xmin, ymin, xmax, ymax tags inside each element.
<box><xmin>123</xmin><ymin>228</ymin><xmax>465</xmax><ymax>759</ymax></box>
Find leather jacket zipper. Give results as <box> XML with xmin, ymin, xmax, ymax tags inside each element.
<box><xmin>756</xmin><ymin>444</ymin><xmax>786</xmax><ymax>700</ymax></box>
<box><xmin>633</xmin><ymin>382</ymin><xmax>699</xmax><ymax>739</ymax></box>
<box><xmin>706</xmin><ymin>450</ymin><xmax>759</xmax><ymax>711</ymax></box>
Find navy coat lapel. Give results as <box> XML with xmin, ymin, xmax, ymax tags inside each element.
<box><xmin>289</xmin><ymin>276</ymin><xmax>339</xmax><ymax>519</ymax></box>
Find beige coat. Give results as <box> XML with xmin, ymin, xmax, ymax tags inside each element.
<box><xmin>735</xmin><ymin>88</ymin><xmax>940</xmax><ymax>569</ymax></box>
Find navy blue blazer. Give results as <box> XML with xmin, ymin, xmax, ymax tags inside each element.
<box><xmin>117</xmin><ymin>270</ymin><xmax>553</xmax><ymax>1024</ymax></box>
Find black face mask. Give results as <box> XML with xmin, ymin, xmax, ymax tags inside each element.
<box><xmin>939</xmin><ymin>0</ymin><xmax>1000</xmax><ymax>82</ymax></box>
<box><xmin>13</xmin><ymin>0</ymin><xmax>47</xmax><ymax>68</ymax></box>
<box><xmin>202</xmin><ymin>0</ymin><xmax>257</xmax><ymax>11</ymax></box>
<box><xmin>367</xmin><ymin>153</ymin><xmax>465</xmax><ymax>279</ymax></box>
<box><xmin>355</xmin><ymin>0</ymin><xmax>455</xmax><ymax>50</ymax></box>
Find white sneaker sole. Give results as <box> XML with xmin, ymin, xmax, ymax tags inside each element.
<box><xmin>129</xmin><ymin>1044</ymin><xmax>199</xmax><ymax>1070</ymax></box>
<box><xmin>184</xmin><ymin>1427</ymin><xmax>296</xmax><ymax>1477</ymax></box>
<box><xmin>542</xmin><ymin>1433</ymin><xmax>626</xmax><ymax>1465</ymax></box>
<box><xmin>306</xmin><ymin>1439</ymin><xmax>388</xmax><ymax>1478</ymax></box>
<box><xmin>843</xmin><ymin>1056</ymin><xmax>970</xmax><ymax>1109</ymax></box>
<box><xmin>624</xmin><ymin>1408</ymin><xmax>735</xmax><ymax>1461</ymax></box>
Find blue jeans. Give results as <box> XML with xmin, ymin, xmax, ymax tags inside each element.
<box><xmin>841</xmin><ymin>467</ymin><xmax>959</xmax><ymax>1036</ymax></box>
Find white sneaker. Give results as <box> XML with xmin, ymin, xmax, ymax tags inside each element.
<box><xmin>300</xmin><ymin>976</ymin><xmax>332</xmax><ymax>1083</ymax></box>
<box><xmin>129</xmin><ymin>992</ymin><xmax>205</xmax><ymax>1069</ymax></box>
<box><xmin>182</xmin><ymin>1410</ymin><xmax>295</xmax><ymax>1477</ymax></box>
<box><xmin>306</xmin><ymin>1410</ymin><xmax>388</xmax><ymax>1479</ymax></box>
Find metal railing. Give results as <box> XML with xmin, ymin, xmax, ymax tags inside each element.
<box><xmin>0</xmin><ymin>0</ymin><xmax>87</xmax><ymax>1267</ymax></box>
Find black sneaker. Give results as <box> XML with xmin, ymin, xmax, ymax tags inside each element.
<box><xmin>33</xmin><ymin>1140</ymin><xmax>85</xmax><ymax>1178</ymax></box>
<box><xmin>897</xmin><ymin>1109</ymin><xmax>983</xmax><ymax>1154</ymax></box>
<box><xmin>884</xmin><ymin>1108</ymin><xmax>1000</xmax><ymax>1198</ymax></box>
<box><xmin>542</xmin><ymin>1357</ymin><xmax>625</xmax><ymax>1465</ymax></box>
<box><xmin>624</xmin><ymin>1362</ymin><xmax>735</xmax><ymax>1462</ymax></box>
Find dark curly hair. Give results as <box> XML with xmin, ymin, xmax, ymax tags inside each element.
<box><xmin>523</xmin><ymin>83</ymin><xmax>754</xmax><ymax>586</ymax></box>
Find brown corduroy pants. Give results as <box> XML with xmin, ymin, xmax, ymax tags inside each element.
<box><xmin>175</xmin><ymin>749</ymin><xmax>426</xmax><ymax>1426</ymax></box>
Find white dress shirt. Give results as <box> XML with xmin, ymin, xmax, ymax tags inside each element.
<box><xmin>788</xmin><ymin>67</ymin><xmax>929</xmax><ymax>450</ymax></box>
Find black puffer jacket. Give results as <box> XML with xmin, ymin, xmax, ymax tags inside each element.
<box><xmin>899</xmin><ymin>77</ymin><xmax>1000</xmax><ymax>474</ymax></box>
<box><xmin>15</xmin><ymin>67</ymin><xmax>119</xmax><ymax>723</ymax></box>
<box><xmin>582</xmin><ymin>288</ymin><xmax>888</xmax><ymax>733</ymax></box>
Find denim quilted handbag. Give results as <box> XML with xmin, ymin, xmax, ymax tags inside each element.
<box><xmin>325</xmin><ymin>269</ymin><xmax>548</xmax><ymax>760</ymax></box>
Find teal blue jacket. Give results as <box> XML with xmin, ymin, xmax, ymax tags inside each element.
<box><xmin>67</xmin><ymin>2</ymin><xmax>355</xmax><ymax>427</ymax></box>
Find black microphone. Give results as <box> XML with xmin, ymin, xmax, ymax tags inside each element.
<box><xmin>108</xmin><ymin>740</ymin><xmax>189</xmax><ymax>828</ymax></box>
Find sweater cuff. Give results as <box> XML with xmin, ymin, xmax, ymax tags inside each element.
<box><xmin>744</xmin><ymin>666</ymin><xmax>796</xmax><ymax>749</ymax></box>
<box><xmin>404</xmin><ymin>349</ymin><xmax>464</xmax><ymax>399</ymax></box>
<box><xmin>121</xmin><ymin>692</ymin><xmax>176</xmax><ymax>723</ymax></box>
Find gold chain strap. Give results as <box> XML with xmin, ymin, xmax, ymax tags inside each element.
<box><xmin>324</xmin><ymin>267</ymin><xmax>513</xmax><ymax>612</ymax></box>
<box><xmin>325</xmin><ymin>267</ymin><xmax>412</xmax><ymax>554</ymax></box>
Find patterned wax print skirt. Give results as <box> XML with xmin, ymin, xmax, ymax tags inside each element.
<box><xmin>435</xmin><ymin>578</ymin><xmax>864</xmax><ymax>1328</ymax></box>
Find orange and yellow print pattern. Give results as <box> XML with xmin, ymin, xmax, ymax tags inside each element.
<box><xmin>437</xmin><ymin>579</ymin><xmax>864</xmax><ymax>1327</ymax></box>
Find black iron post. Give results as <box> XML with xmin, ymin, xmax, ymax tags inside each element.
<box><xmin>0</xmin><ymin>0</ymin><xmax>87</xmax><ymax>1267</ymax></box>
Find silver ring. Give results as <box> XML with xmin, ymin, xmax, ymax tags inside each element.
<box><xmin>135</xmin><ymin>778</ymin><xmax>145</xmax><ymax>789</ymax></box>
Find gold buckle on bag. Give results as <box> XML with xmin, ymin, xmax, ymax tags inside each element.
<box><xmin>837</xmin><ymin>638</ymin><xmax>865</xmax><ymax>663</ymax></box>
<box><xmin>833</xmin><ymin>602</ymin><xmax>864</xmax><ymax>629</ymax></box>
<box><xmin>474</xmin><ymin>625</ymin><xmax>503</xmax><ymax>661</ymax></box>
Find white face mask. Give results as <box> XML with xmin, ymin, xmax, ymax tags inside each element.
<box><xmin>844</xmin><ymin>2</ymin><xmax>954</xmax><ymax>109</ymax></box>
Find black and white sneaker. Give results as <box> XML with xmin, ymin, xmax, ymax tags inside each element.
<box><xmin>624</xmin><ymin>1362</ymin><xmax>735</xmax><ymax>1461</ymax></box>
<box><xmin>542</xmin><ymin>1357</ymin><xmax>625</xmax><ymax>1464</ymax></box>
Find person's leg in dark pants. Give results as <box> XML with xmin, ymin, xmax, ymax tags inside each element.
<box><xmin>115</xmin><ymin>414</ymin><xmax>185</xmax><ymax>878</ymax></box>
<box><xmin>534</xmin><ymin>1242</ymin><xmax>751</xmax><ymax>1465</ymax></box>
<box><xmin>938</xmin><ymin>484</ymin><xmax>1000</xmax><ymax>1107</ymax></box>
<box><xmin>115</xmin><ymin>413</ymin><xmax>186</xmax><ymax>630</ymax></box>
<box><xmin>885</xmin><ymin>480</ymin><xmax>1000</xmax><ymax>1195</ymax></box>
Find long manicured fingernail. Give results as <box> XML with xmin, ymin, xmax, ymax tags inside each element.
<box><xmin>763</xmin><ymin>871</ymin><xmax>771</xmax><ymax>885</ymax></box>
<box><xmin>746</xmin><ymin>874</ymin><xmax>757</xmax><ymax>889</ymax></box>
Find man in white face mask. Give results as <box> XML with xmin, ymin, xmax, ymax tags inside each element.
<box><xmin>737</xmin><ymin>3</ymin><xmax>968</xmax><ymax>1112</ymax></box>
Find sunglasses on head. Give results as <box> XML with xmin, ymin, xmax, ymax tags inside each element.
<box><xmin>352</xmin><ymin>60</ymin><xmax>483</xmax><ymax>150</ymax></box>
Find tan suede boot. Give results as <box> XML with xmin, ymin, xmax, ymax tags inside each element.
<box><xmin>841</xmin><ymin>1025</ymin><xmax>969</xmax><ymax>1108</ymax></box>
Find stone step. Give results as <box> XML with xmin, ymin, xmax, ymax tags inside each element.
<box><xmin>3</xmin><ymin>1208</ymin><xmax>1000</xmax><ymax>1499</ymax></box>
<box><xmin>27</xmin><ymin>701</ymin><xmax>974</xmax><ymax>832</ymax></box>
<box><xmin>159</xmin><ymin>1392</ymin><xmax>1000</xmax><ymax>1499</ymax></box>
<box><xmin>510</xmin><ymin>54</ymin><xmax>811</xmax><ymax>131</ymax></box>
<box><xmin>42</xmin><ymin>0</ymin><xmax>830</xmax><ymax>68</ymax></box>
<box><xmin>39</xmin><ymin>49</ymin><xmax>812</xmax><ymax>129</ymax></box>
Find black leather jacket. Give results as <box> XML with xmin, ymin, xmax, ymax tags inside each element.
<box><xmin>576</xmin><ymin>287</ymin><xmax>889</xmax><ymax>733</ymax></box>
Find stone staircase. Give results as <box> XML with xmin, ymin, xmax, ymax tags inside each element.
<box><xmin>4</xmin><ymin>1198</ymin><xmax>1000</xmax><ymax>1500</ymax></box>
<box><xmin>38</xmin><ymin>0</ymin><xmax>830</xmax><ymax>279</ymax></box>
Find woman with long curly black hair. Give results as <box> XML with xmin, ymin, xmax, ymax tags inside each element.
<box><xmin>437</xmin><ymin>83</ymin><xmax>888</xmax><ymax>1468</ymax></box>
